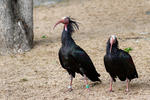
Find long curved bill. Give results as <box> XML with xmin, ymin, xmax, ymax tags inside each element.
<box><xmin>110</xmin><ymin>39</ymin><xmax>114</xmax><ymax>53</ymax></box>
<box><xmin>110</xmin><ymin>43</ymin><xmax>112</xmax><ymax>53</ymax></box>
<box><xmin>53</xmin><ymin>20</ymin><xmax>64</xmax><ymax>30</ymax></box>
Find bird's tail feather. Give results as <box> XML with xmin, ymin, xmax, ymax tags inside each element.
<box><xmin>86</xmin><ymin>72</ymin><xmax>101</xmax><ymax>82</ymax></box>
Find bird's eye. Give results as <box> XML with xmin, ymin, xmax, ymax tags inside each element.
<box><xmin>64</xmin><ymin>18</ymin><xmax>69</xmax><ymax>24</ymax></box>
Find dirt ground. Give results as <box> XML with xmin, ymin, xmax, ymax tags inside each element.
<box><xmin>0</xmin><ymin>0</ymin><xmax>150</xmax><ymax>99</ymax></box>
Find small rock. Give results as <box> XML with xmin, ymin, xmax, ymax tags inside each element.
<box><xmin>145</xmin><ymin>11</ymin><xmax>150</xmax><ymax>15</ymax></box>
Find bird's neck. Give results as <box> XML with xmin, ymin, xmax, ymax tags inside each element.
<box><xmin>61</xmin><ymin>25</ymin><xmax>75</xmax><ymax>46</ymax></box>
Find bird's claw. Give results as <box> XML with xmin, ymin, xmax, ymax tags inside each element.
<box><xmin>68</xmin><ymin>88</ymin><xmax>73</xmax><ymax>92</ymax></box>
<box><xmin>64</xmin><ymin>86</ymin><xmax>73</xmax><ymax>92</ymax></box>
<box><xmin>109</xmin><ymin>89</ymin><xmax>114</xmax><ymax>92</ymax></box>
<box><xmin>64</xmin><ymin>88</ymin><xmax>73</xmax><ymax>93</ymax></box>
<box><xmin>87</xmin><ymin>88</ymin><xmax>90</xmax><ymax>91</ymax></box>
<box><xmin>67</xmin><ymin>85</ymin><xmax>73</xmax><ymax>92</ymax></box>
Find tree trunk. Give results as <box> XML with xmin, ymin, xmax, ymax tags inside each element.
<box><xmin>0</xmin><ymin>0</ymin><xmax>33</xmax><ymax>55</ymax></box>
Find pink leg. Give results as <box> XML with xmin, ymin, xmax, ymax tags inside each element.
<box><xmin>68</xmin><ymin>75</ymin><xmax>73</xmax><ymax>92</ymax></box>
<box><xmin>126</xmin><ymin>78</ymin><xmax>129</xmax><ymax>92</ymax></box>
<box><xmin>84</xmin><ymin>74</ymin><xmax>90</xmax><ymax>91</ymax></box>
<box><xmin>109</xmin><ymin>78</ymin><xmax>113</xmax><ymax>92</ymax></box>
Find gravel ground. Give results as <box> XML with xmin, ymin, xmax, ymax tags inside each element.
<box><xmin>0</xmin><ymin>0</ymin><xmax>150</xmax><ymax>99</ymax></box>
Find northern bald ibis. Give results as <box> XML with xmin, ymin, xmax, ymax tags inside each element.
<box><xmin>104</xmin><ymin>35</ymin><xmax>138</xmax><ymax>92</ymax></box>
<box><xmin>54</xmin><ymin>17</ymin><xmax>100</xmax><ymax>91</ymax></box>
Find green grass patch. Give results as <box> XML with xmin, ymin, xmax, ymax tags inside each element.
<box><xmin>41</xmin><ymin>35</ymin><xmax>47</xmax><ymax>39</ymax></box>
<box><xmin>124</xmin><ymin>47</ymin><xmax>133</xmax><ymax>53</ymax></box>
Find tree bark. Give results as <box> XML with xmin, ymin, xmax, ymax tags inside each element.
<box><xmin>0</xmin><ymin>0</ymin><xmax>33</xmax><ymax>55</ymax></box>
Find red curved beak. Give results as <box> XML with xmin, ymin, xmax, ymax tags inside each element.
<box><xmin>110</xmin><ymin>38</ymin><xmax>114</xmax><ymax>53</ymax></box>
<box><xmin>53</xmin><ymin>19</ymin><xmax>64</xmax><ymax>30</ymax></box>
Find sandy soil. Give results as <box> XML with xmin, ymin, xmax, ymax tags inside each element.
<box><xmin>0</xmin><ymin>0</ymin><xmax>150</xmax><ymax>99</ymax></box>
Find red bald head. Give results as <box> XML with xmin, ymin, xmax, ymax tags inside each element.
<box><xmin>53</xmin><ymin>17</ymin><xmax>69</xmax><ymax>31</ymax></box>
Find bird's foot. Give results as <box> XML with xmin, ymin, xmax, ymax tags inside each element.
<box><xmin>81</xmin><ymin>87</ymin><xmax>90</xmax><ymax>92</ymax></box>
<box><xmin>64</xmin><ymin>88</ymin><xmax>73</xmax><ymax>93</ymax></box>
<box><xmin>86</xmin><ymin>88</ymin><xmax>90</xmax><ymax>91</ymax></box>
<box><xmin>68</xmin><ymin>88</ymin><xmax>73</xmax><ymax>92</ymax></box>
<box><xmin>125</xmin><ymin>88</ymin><xmax>129</xmax><ymax>92</ymax></box>
<box><xmin>67</xmin><ymin>86</ymin><xmax>73</xmax><ymax>92</ymax></box>
<box><xmin>86</xmin><ymin>85</ymin><xmax>90</xmax><ymax>91</ymax></box>
<box><xmin>109</xmin><ymin>88</ymin><xmax>114</xmax><ymax>92</ymax></box>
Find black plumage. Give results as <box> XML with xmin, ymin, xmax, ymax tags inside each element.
<box><xmin>104</xmin><ymin>35</ymin><xmax>138</xmax><ymax>92</ymax></box>
<box><xmin>54</xmin><ymin>17</ymin><xmax>100</xmax><ymax>91</ymax></box>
